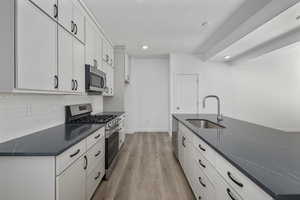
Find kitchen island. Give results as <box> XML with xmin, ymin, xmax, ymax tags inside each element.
<box><xmin>173</xmin><ymin>114</ymin><xmax>300</xmax><ymax>200</ymax></box>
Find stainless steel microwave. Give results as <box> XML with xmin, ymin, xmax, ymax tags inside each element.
<box><xmin>85</xmin><ymin>64</ymin><xmax>106</xmax><ymax>93</ymax></box>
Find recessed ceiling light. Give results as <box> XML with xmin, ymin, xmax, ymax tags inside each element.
<box><xmin>142</xmin><ymin>45</ymin><xmax>149</xmax><ymax>50</ymax></box>
<box><xmin>224</xmin><ymin>55</ymin><xmax>231</xmax><ymax>60</ymax></box>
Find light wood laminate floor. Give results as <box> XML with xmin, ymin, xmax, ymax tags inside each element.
<box><xmin>92</xmin><ymin>133</ymin><xmax>195</xmax><ymax>200</ymax></box>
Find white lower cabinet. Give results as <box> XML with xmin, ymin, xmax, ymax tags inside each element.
<box><xmin>178</xmin><ymin>122</ymin><xmax>273</xmax><ymax>200</ymax></box>
<box><xmin>56</xmin><ymin>155</ymin><xmax>86</xmax><ymax>200</ymax></box>
<box><xmin>86</xmin><ymin>156</ymin><xmax>105</xmax><ymax>200</ymax></box>
<box><xmin>55</xmin><ymin>130</ymin><xmax>106</xmax><ymax>200</ymax></box>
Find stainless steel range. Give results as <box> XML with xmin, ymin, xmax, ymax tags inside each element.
<box><xmin>65</xmin><ymin>103</ymin><xmax>122</xmax><ymax>179</ymax></box>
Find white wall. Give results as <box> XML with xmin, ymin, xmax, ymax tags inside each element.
<box><xmin>170</xmin><ymin>41</ymin><xmax>300</xmax><ymax>132</ymax></box>
<box><xmin>125</xmin><ymin>57</ymin><xmax>170</xmax><ymax>133</ymax></box>
<box><xmin>0</xmin><ymin>94</ymin><xmax>103</xmax><ymax>143</ymax></box>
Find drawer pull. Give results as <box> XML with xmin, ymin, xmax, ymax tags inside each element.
<box><xmin>95</xmin><ymin>151</ymin><xmax>101</xmax><ymax>157</ymax></box>
<box><xmin>198</xmin><ymin>177</ymin><xmax>206</xmax><ymax>188</ymax></box>
<box><xmin>94</xmin><ymin>172</ymin><xmax>101</xmax><ymax>180</ymax></box>
<box><xmin>94</xmin><ymin>134</ymin><xmax>101</xmax><ymax>139</ymax></box>
<box><xmin>84</xmin><ymin>155</ymin><xmax>88</xmax><ymax>170</ymax></box>
<box><xmin>226</xmin><ymin>188</ymin><xmax>238</xmax><ymax>200</ymax></box>
<box><xmin>69</xmin><ymin>149</ymin><xmax>80</xmax><ymax>158</ymax></box>
<box><xmin>198</xmin><ymin>144</ymin><xmax>206</xmax><ymax>152</ymax></box>
<box><xmin>227</xmin><ymin>172</ymin><xmax>243</xmax><ymax>188</ymax></box>
<box><xmin>198</xmin><ymin>159</ymin><xmax>206</xmax><ymax>168</ymax></box>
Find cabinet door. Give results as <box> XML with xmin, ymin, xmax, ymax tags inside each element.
<box><xmin>110</xmin><ymin>67</ymin><xmax>114</xmax><ymax>95</ymax></box>
<box><xmin>56</xmin><ymin>156</ymin><xmax>86</xmax><ymax>200</ymax></box>
<box><xmin>104</xmin><ymin>66</ymin><xmax>114</xmax><ymax>96</ymax></box>
<box><xmin>58</xmin><ymin>26</ymin><xmax>73</xmax><ymax>92</ymax></box>
<box><xmin>102</xmin><ymin>39</ymin><xmax>109</xmax><ymax>63</ymax></box>
<box><xmin>85</xmin><ymin>19</ymin><xmax>96</xmax><ymax>66</ymax></box>
<box><xmin>109</xmin><ymin>44</ymin><xmax>114</xmax><ymax>67</ymax></box>
<box><xmin>95</xmin><ymin>34</ymin><xmax>103</xmax><ymax>70</ymax></box>
<box><xmin>57</xmin><ymin>0</ymin><xmax>73</xmax><ymax>32</ymax></box>
<box><xmin>72</xmin><ymin>1</ymin><xmax>85</xmax><ymax>43</ymax></box>
<box><xmin>17</xmin><ymin>0</ymin><xmax>57</xmax><ymax>91</ymax></box>
<box><xmin>30</xmin><ymin>0</ymin><xmax>58</xmax><ymax>19</ymax></box>
<box><xmin>73</xmin><ymin>38</ymin><xmax>85</xmax><ymax>93</ymax></box>
<box><xmin>178</xmin><ymin>128</ymin><xmax>185</xmax><ymax>167</ymax></box>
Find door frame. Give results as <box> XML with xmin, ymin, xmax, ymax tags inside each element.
<box><xmin>173</xmin><ymin>73</ymin><xmax>200</xmax><ymax>114</ymax></box>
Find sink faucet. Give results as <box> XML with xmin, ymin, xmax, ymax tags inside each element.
<box><xmin>202</xmin><ymin>95</ymin><xmax>223</xmax><ymax>122</ymax></box>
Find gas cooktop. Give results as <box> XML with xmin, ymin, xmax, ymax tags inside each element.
<box><xmin>71</xmin><ymin>115</ymin><xmax>117</xmax><ymax>124</ymax></box>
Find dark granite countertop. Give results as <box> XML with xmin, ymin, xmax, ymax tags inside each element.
<box><xmin>173</xmin><ymin>114</ymin><xmax>300</xmax><ymax>200</ymax></box>
<box><xmin>0</xmin><ymin>123</ymin><xmax>105</xmax><ymax>156</ymax></box>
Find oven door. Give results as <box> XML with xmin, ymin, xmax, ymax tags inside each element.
<box><xmin>105</xmin><ymin>128</ymin><xmax>119</xmax><ymax>169</ymax></box>
<box><xmin>86</xmin><ymin>65</ymin><xmax>106</xmax><ymax>92</ymax></box>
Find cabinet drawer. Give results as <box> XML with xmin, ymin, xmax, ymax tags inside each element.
<box><xmin>215</xmin><ymin>153</ymin><xmax>272</xmax><ymax>200</ymax></box>
<box><xmin>86</xmin><ymin>156</ymin><xmax>105</xmax><ymax>200</ymax></box>
<box><xmin>192</xmin><ymin>164</ymin><xmax>216</xmax><ymax>200</ymax></box>
<box><xmin>86</xmin><ymin>138</ymin><xmax>105</xmax><ymax>174</ymax></box>
<box><xmin>56</xmin><ymin>139</ymin><xmax>86</xmax><ymax>175</ymax></box>
<box><xmin>87</xmin><ymin>128</ymin><xmax>105</xmax><ymax>150</ymax></box>
<box><xmin>189</xmin><ymin>130</ymin><xmax>217</xmax><ymax>166</ymax></box>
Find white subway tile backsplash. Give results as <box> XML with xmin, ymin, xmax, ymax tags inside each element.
<box><xmin>0</xmin><ymin>94</ymin><xmax>103</xmax><ymax>143</ymax></box>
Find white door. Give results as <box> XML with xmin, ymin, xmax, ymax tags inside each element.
<box><xmin>73</xmin><ymin>38</ymin><xmax>85</xmax><ymax>93</ymax></box>
<box><xmin>57</xmin><ymin>0</ymin><xmax>73</xmax><ymax>32</ymax></box>
<box><xmin>56</xmin><ymin>156</ymin><xmax>86</xmax><ymax>200</ymax></box>
<box><xmin>17</xmin><ymin>0</ymin><xmax>57</xmax><ymax>91</ymax></box>
<box><xmin>58</xmin><ymin>26</ymin><xmax>73</xmax><ymax>92</ymax></box>
<box><xmin>72</xmin><ymin>1</ymin><xmax>85</xmax><ymax>43</ymax></box>
<box><xmin>30</xmin><ymin>0</ymin><xmax>57</xmax><ymax>19</ymax></box>
<box><xmin>174</xmin><ymin>74</ymin><xmax>199</xmax><ymax>113</ymax></box>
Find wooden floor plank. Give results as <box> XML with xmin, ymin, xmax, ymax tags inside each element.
<box><xmin>92</xmin><ymin>133</ymin><xmax>195</xmax><ymax>200</ymax></box>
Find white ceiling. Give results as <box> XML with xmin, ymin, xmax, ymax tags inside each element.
<box><xmin>83</xmin><ymin>0</ymin><xmax>245</xmax><ymax>56</ymax></box>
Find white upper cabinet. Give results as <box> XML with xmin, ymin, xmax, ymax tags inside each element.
<box><xmin>58</xmin><ymin>26</ymin><xmax>84</xmax><ymax>93</ymax></box>
<box><xmin>124</xmin><ymin>54</ymin><xmax>130</xmax><ymax>83</ymax></box>
<box><xmin>72</xmin><ymin>0</ymin><xmax>85</xmax><ymax>43</ymax></box>
<box><xmin>72</xmin><ymin>38</ymin><xmax>85</xmax><ymax>93</ymax></box>
<box><xmin>102</xmin><ymin>39</ymin><xmax>114</xmax><ymax>67</ymax></box>
<box><xmin>30</xmin><ymin>0</ymin><xmax>58</xmax><ymax>20</ymax></box>
<box><xmin>57</xmin><ymin>0</ymin><xmax>73</xmax><ymax>31</ymax></box>
<box><xmin>95</xmin><ymin>34</ymin><xmax>103</xmax><ymax>70</ymax></box>
<box><xmin>58</xmin><ymin>26</ymin><xmax>73</xmax><ymax>92</ymax></box>
<box><xmin>85</xmin><ymin>18</ymin><xmax>103</xmax><ymax>70</ymax></box>
<box><xmin>0</xmin><ymin>0</ymin><xmax>112</xmax><ymax>94</ymax></box>
<box><xmin>16</xmin><ymin>0</ymin><xmax>58</xmax><ymax>91</ymax></box>
<box><xmin>57</xmin><ymin>0</ymin><xmax>85</xmax><ymax>43</ymax></box>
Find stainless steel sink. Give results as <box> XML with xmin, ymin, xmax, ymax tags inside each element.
<box><xmin>187</xmin><ymin>119</ymin><xmax>225</xmax><ymax>129</ymax></box>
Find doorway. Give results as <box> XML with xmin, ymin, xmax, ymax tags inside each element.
<box><xmin>174</xmin><ymin>73</ymin><xmax>199</xmax><ymax>114</ymax></box>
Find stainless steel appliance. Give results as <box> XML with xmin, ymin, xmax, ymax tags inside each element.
<box><xmin>65</xmin><ymin>104</ymin><xmax>121</xmax><ymax>179</ymax></box>
<box><xmin>172</xmin><ymin>116</ymin><xmax>179</xmax><ymax>159</ymax></box>
<box><xmin>85</xmin><ymin>64</ymin><xmax>106</xmax><ymax>93</ymax></box>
